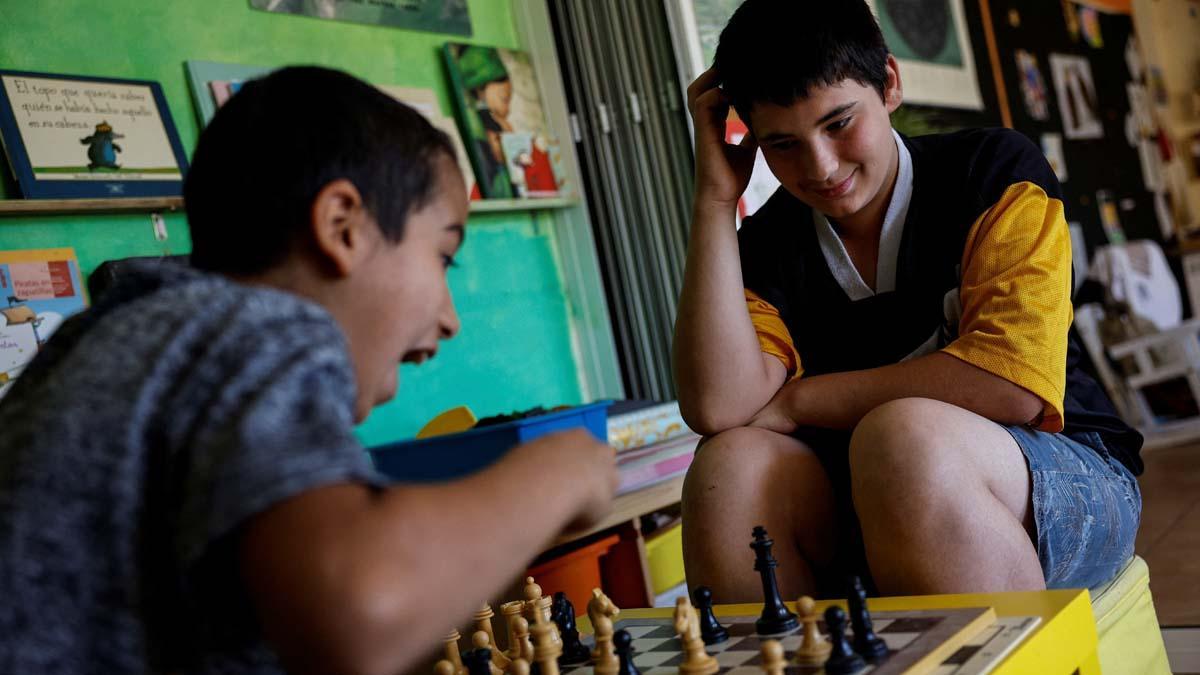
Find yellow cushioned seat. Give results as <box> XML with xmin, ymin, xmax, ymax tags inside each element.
<box><xmin>1089</xmin><ymin>555</ymin><xmax>1170</xmax><ymax>674</ymax></box>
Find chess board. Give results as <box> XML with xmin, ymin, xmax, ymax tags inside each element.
<box><xmin>564</xmin><ymin>609</ymin><xmax>1041</xmax><ymax>675</ymax></box>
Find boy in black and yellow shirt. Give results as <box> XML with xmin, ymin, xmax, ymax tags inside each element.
<box><xmin>673</xmin><ymin>0</ymin><xmax>1142</xmax><ymax>599</ymax></box>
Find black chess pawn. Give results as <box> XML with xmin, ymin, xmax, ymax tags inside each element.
<box><xmin>692</xmin><ymin>586</ymin><xmax>729</xmax><ymax>645</ymax></box>
<box><xmin>613</xmin><ymin>629</ymin><xmax>641</xmax><ymax>675</ymax></box>
<box><xmin>462</xmin><ymin>647</ymin><xmax>494</xmax><ymax>675</ymax></box>
<box><xmin>750</xmin><ymin>526</ymin><xmax>799</xmax><ymax>635</ymax></box>
<box><xmin>823</xmin><ymin>606</ymin><xmax>866</xmax><ymax>675</ymax></box>
<box><xmin>551</xmin><ymin>591</ymin><xmax>592</xmax><ymax>664</ymax></box>
<box><xmin>847</xmin><ymin>576</ymin><xmax>888</xmax><ymax>661</ymax></box>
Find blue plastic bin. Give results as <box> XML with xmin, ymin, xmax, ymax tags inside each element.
<box><xmin>369</xmin><ymin>401</ymin><xmax>611</xmax><ymax>482</ymax></box>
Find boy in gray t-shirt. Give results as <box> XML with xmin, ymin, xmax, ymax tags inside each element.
<box><xmin>0</xmin><ymin>66</ymin><xmax>618</xmax><ymax>675</ymax></box>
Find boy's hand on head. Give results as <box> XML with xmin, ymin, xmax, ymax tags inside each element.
<box><xmin>513</xmin><ymin>428</ymin><xmax>619</xmax><ymax>532</ymax></box>
<box><xmin>687</xmin><ymin>67</ymin><xmax>758</xmax><ymax>211</ymax></box>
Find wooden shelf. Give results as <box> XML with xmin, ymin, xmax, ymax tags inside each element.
<box><xmin>0</xmin><ymin>197</ymin><xmax>183</xmax><ymax>216</ymax></box>
<box><xmin>553</xmin><ymin>474</ymin><xmax>686</xmax><ymax>546</ymax></box>
<box><xmin>0</xmin><ymin>196</ymin><xmax>577</xmax><ymax>217</ymax></box>
<box><xmin>469</xmin><ymin>196</ymin><xmax>579</xmax><ymax>213</ymax></box>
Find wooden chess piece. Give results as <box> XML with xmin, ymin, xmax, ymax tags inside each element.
<box><xmin>551</xmin><ymin>591</ymin><xmax>592</xmax><ymax>665</ymax></box>
<box><xmin>523</xmin><ymin>577</ymin><xmax>562</xmax><ymax>649</ymax></box>
<box><xmin>692</xmin><ymin>586</ymin><xmax>728</xmax><ymax>645</ymax></box>
<box><xmin>847</xmin><ymin>577</ymin><xmax>888</xmax><ymax>661</ymax></box>
<box><xmin>760</xmin><ymin>640</ymin><xmax>786</xmax><ymax>675</ymax></box>
<box><xmin>445</xmin><ymin>629</ymin><xmax>467</xmax><ymax>675</ymax></box>
<box><xmin>435</xmin><ymin>659</ymin><xmax>456</xmax><ymax>675</ymax></box>
<box><xmin>793</xmin><ymin>596</ymin><xmax>831</xmax><ymax>665</ymax></box>
<box><xmin>501</xmin><ymin>601</ymin><xmax>526</xmax><ymax>661</ymax></box>
<box><xmin>750</xmin><ymin>526</ymin><xmax>798</xmax><ymax>635</ymax></box>
<box><xmin>530</xmin><ymin>602</ymin><xmax>563</xmax><ymax>675</ymax></box>
<box><xmin>674</xmin><ymin>597</ymin><xmax>719</xmax><ymax>675</ymax></box>
<box><xmin>462</xmin><ymin>647</ymin><xmax>494</xmax><ymax>675</ymax></box>
<box><xmin>613</xmin><ymin>628</ymin><xmax>641</xmax><ymax>675</ymax></box>
<box><xmin>506</xmin><ymin>658</ymin><xmax>530</xmax><ymax>675</ymax></box>
<box><xmin>587</xmin><ymin>588</ymin><xmax>620</xmax><ymax>670</ymax></box>
<box><xmin>823</xmin><ymin>606</ymin><xmax>866</xmax><ymax>675</ymax></box>
<box><xmin>511</xmin><ymin>617</ymin><xmax>535</xmax><ymax>664</ymax></box>
<box><xmin>475</xmin><ymin>604</ymin><xmax>511</xmax><ymax>670</ymax></box>
<box><xmin>471</xmin><ymin>631</ymin><xmax>505</xmax><ymax>675</ymax></box>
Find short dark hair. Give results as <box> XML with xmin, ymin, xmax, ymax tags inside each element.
<box><xmin>714</xmin><ymin>0</ymin><xmax>890</xmax><ymax>120</ymax></box>
<box><xmin>185</xmin><ymin>66</ymin><xmax>456</xmax><ymax>275</ymax></box>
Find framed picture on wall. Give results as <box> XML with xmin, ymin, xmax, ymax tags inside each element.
<box><xmin>184</xmin><ymin>60</ymin><xmax>274</xmax><ymax>128</ymax></box>
<box><xmin>0</xmin><ymin>70</ymin><xmax>190</xmax><ymax>199</ymax></box>
<box><xmin>864</xmin><ymin>0</ymin><xmax>984</xmax><ymax>110</ymax></box>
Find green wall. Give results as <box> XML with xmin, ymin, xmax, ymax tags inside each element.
<box><xmin>0</xmin><ymin>0</ymin><xmax>585</xmax><ymax>444</ymax></box>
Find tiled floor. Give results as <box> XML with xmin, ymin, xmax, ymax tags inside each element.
<box><xmin>1135</xmin><ymin>441</ymin><xmax>1200</xmax><ymax>627</ymax></box>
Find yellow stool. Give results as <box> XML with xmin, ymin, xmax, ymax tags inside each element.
<box><xmin>1089</xmin><ymin>555</ymin><xmax>1170</xmax><ymax>674</ymax></box>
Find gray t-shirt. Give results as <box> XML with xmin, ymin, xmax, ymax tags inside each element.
<box><xmin>0</xmin><ymin>260</ymin><xmax>386</xmax><ymax>674</ymax></box>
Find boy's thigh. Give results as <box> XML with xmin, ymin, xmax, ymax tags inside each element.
<box><xmin>848</xmin><ymin>398</ymin><xmax>1034</xmax><ymax>528</ymax></box>
<box><xmin>1006</xmin><ymin>426</ymin><xmax>1142</xmax><ymax>589</ymax></box>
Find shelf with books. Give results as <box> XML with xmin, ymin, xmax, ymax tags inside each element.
<box><xmin>468</xmin><ymin>196</ymin><xmax>580</xmax><ymax>213</ymax></box>
<box><xmin>0</xmin><ymin>197</ymin><xmax>183</xmax><ymax>216</ymax></box>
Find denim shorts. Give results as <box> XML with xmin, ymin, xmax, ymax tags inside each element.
<box><xmin>1004</xmin><ymin>426</ymin><xmax>1142</xmax><ymax>590</ymax></box>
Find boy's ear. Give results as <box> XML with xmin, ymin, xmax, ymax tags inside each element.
<box><xmin>309</xmin><ymin>179</ymin><xmax>375</xmax><ymax>277</ymax></box>
<box><xmin>883</xmin><ymin>54</ymin><xmax>904</xmax><ymax>113</ymax></box>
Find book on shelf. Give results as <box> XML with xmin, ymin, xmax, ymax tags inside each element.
<box><xmin>616</xmin><ymin>432</ymin><xmax>700</xmax><ymax>495</ymax></box>
<box><xmin>0</xmin><ymin>248</ymin><xmax>88</xmax><ymax>399</ymax></box>
<box><xmin>607</xmin><ymin>399</ymin><xmax>691</xmax><ymax>452</ymax></box>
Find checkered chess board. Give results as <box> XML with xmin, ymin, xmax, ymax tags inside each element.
<box><xmin>563</xmin><ymin>610</ymin><xmax>1040</xmax><ymax>675</ymax></box>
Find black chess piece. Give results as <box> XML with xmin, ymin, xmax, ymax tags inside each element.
<box><xmin>750</xmin><ymin>526</ymin><xmax>799</xmax><ymax>635</ymax></box>
<box><xmin>462</xmin><ymin>647</ymin><xmax>493</xmax><ymax>675</ymax></box>
<box><xmin>823</xmin><ymin>606</ymin><xmax>866</xmax><ymax>675</ymax></box>
<box><xmin>692</xmin><ymin>586</ymin><xmax>729</xmax><ymax>644</ymax></box>
<box><xmin>847</xmin><ymin>576</ymin><xmax>889</xmax><ymax>661</ymax></box>
<box><xmin>613</xmin><ymin>629</ymin><xmax>641</xmax><ymax>675</ymax></box>
<box><xmin>551</xmin><ymin>591</ymin><xmax>592</xmax><ymax>664</ymax></box>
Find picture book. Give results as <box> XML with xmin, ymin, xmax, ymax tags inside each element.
<box><xmin>0</xmin><ymin>248</ymin><xmax>88</xmax><ymax>399</ymax></box>
<box><xmin>442</xmin><ymin>43</ymin><xmax>556</xmax><ymax>200</ymax></box>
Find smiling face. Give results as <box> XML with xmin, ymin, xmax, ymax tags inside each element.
<box><xmin>343</xmin><ymin>153</ymin><xmax>469</xmax><ymax>420</ymax></box>
<box><xmin>748</xmin><ymin>56</ymin><xmax>903</xmax><ymax>230</ymax></box>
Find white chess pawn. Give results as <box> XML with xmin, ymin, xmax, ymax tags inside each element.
<box><xmin>793</xmin><ymin>596</ymin><xmax>831</xmax><ymax>665</ymax></box>
<box><xmin>761</xmin><ymin>640</ymin><xmax>786</xmax><ymax>675</ymax></box>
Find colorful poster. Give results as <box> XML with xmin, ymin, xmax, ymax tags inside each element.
<box><xmin>1049</xmin><ymin>54</ymin><xmax>1104</xmax><ymax>140</ymax></box>
<box><xmin>0</xmin><ymin>248</ymin><xmax>88</xmax><ymax>399</ymax></box>
<box><xmin>442</xmin><ymin>44</ymin><xmax>555</xmax><ymax>200</ymax></box>
<box><xmin>1015</xmin><ymin>50</ymin><xmax>1050</xmax><ymax>121</ymax></box>
<box><xmin>249</xmin><ymin>0</ymin><xmax>471</xmax><ymax>36</ymax></box>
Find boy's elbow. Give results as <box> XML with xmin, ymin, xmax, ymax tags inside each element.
<box><xmin>679</xmin><ymin>397</ymin><xmax>747</xmax><ymax>436</ymax></box>
<box><xmin>998</xmin><ymin>388</ymin><xmax>1045</xmax><ymax>426</ymax></box>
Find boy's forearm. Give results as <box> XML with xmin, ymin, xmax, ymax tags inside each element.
<box><xmin>245</xmin><ymin>444</ymin><xmax>602</xmax><ymax>675</ymax></box>
<box><xmin>768</xmin><ymin>352</ymin><xmax>1043</xmax><ymax>430</ymax></box>
<box><xmin>674</xmin><ymin>202</ymin><xmax>782</xmax><ymax>432</ymax></box>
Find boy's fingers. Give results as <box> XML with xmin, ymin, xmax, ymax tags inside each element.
<box><xmin>692</xmin><ymin>87</ymin><xmax>728</xmax><ymax>122</ymax></box>
<box><xmin>686</xmin><ymin>66</ymin><xmax>722</xmax><ymax>113</ymax></box>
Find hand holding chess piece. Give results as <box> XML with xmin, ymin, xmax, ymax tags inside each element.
<box><xmin>674</xmin><ymin>596</ymin><xmax>719</xmax><ymax>675</ymax></box>
<box><xmin>793</xmin><ymin>596</ymin><xmax>831</xmax><ymax>665</ymax></box>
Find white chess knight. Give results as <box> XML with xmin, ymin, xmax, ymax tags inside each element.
<box><xmin>587</xmin><ymin>589</ymin><xmax>620</xmax><ymax>675</ymax></box>
<box><xmin>674</xmin><ymin>597</ymin><xmax>718</xmax><ymax>675</ymax></box>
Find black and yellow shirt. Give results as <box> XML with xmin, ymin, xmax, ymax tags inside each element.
<box><xmin>738</xmin><ymin>128</ymin><xmax>1143</xmax><ymax>475</ymax></box>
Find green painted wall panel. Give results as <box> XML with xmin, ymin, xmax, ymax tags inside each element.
<box><xmin>0</xmin><ymin>0</ymin><xmax>585</xmax><ymax>444</ymax></box>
